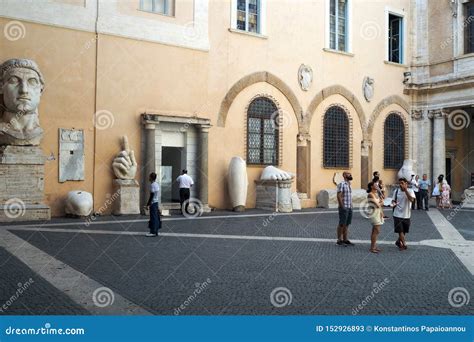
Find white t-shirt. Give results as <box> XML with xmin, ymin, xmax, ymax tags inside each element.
<box><xmin>176</xmin><ymin>174</ymin><xmax>194</xmax><ymax>188</ymax></box>
<box><xmin>411</xmin><ymin>179</ymin><xmax>419</xmax><ymax>192</ymax></box>
<box><xmin>393</xmin><ymin>188</ymin><xmax>415</xmax><ymax>219</ymax></box>
<box><xmin>150</xmin><ymin>182</ymin><xmax>160</xmax><ymax>204</ymax></box>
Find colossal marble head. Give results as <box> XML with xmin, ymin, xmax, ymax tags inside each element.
<box><xmin>0</xmin><ymin>59</ymin><xmax>44</xmax><ymax>114</ymax></box>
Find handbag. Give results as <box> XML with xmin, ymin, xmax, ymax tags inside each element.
<box><xmin>432</xmin><ymin>185</ymin><xmax>440</xmax><ymax>196</ymax></box>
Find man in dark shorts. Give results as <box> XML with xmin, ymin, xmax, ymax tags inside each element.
<box><xmin>336</xmin><ymin>171</ymin><xmax>354</xmax><ymax>246</ymax></box>
<box><xmin>392</xmin><ymin>178</ymin><xmax>416</xmax><ymax>250</ymax></box>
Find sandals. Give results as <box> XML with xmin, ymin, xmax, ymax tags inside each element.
<box><xmin>370</xmin><ymin>248</ymin><xmax>379</xmax><ymax>254</ymax></box>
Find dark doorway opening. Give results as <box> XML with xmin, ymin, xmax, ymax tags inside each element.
<box><xmin>446</xmin><ymin>157</ymin><xmax>452</xmax><ymax>187</ymax></box>
<box><xmin>162</xmin><ymin>147</ymin><xmax>185</xmax><ymax>203</ymax></box>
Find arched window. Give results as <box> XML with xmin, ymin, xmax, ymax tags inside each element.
<box><xmin>323</xmin><ymin>105</ymin><xmax>349</xmax><ymax>168</ymax></box>
<box><xmin>384</xmin><ymin>113</ymin><xmax>405</xmax><ymax>169</ymax></box>
<box><xmin>247</xmin><ymin>97</ymin><xmax>279</xmax><ymax>165</ymax></box>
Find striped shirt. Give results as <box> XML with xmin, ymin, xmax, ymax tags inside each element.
<box><xmin>337</xmin><ymin>181</ymin><xmax>353</xmax><ymax>208</ymax></box>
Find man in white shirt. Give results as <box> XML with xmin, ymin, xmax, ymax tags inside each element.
<box><xmin>411</xmin><ymin>174</ymin><xmax>421</xmax><ymax>210</ymax></box>
<box><xmin>176</xmin><ymin>169</ymin><xmax>194</xmax><ymax>214</ymax></box>
<box><xmin>392</xmin><ymin>178</ymin><xmax>416</xmax><ymax>250</ymax></box>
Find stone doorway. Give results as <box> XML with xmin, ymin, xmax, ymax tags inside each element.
<box><xmin>141</xmin><ymin>113</ymin><xmax>211</xmax><ymax>211</ymax></box>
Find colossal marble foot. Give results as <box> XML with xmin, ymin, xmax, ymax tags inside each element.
<box><xmin>64</xmin><ymin>191</ymin><xmax>93</xmax><ymax>217</ymax></box>
<box><xmin>260</xmin><ymin>166</ymin><xmax>295</xmax><ymax>181</ymax></box>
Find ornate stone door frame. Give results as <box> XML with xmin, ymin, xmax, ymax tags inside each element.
<box><xmin>141</xmin><ymin>113</ymin><xmax>211</xmax><ymax>208</ymax></box>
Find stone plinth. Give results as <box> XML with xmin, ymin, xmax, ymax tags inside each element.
<box><xmin>112</xmin><ymin>179</ymin><xmax>140</xmax><ymax>215</ymax></box>
<box><xmin>462</xmin><ymin>187</ymin><xmax>474</xmax><ymax>208</ymax></box>
<box><xmin>317</xmin><ymin>189</ymin><xmax>368</xmax><ymax>209</ymax></box>
<box><xmin>255</xmin><ymin>179</ymin><xmax>293</xmax><ymax>213</ymax></box>
<box><xmin>0</xmin><ymin>145</ymin><xmax>50</xmax><ymax>222</ymax></box>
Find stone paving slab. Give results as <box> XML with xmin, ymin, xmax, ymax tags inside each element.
<box><xmin>443</xmin><ymin>210</ymin><xmax>474</xmax><ymax>241</ymax></box>
<box><xmin>7</xmin><ymin>226</ymin><xmax>473</xmax><ymax>316</ymax></box>
<box><xmin>4</xmin><ymin>209</ymin><xmax>442</xmax><ymax>243</ymax></box>
<box><xmin>0</xmin><ymin>247</ymin><xmax>88</xmax><ymax>315</ymax></box>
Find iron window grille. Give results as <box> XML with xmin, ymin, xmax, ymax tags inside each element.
<box><xmin>323</xmin><ymin>105</ymin><xmax>350</xmax><ymax>168</ymax></box>
<box><xmin>465</xmin><ymin>2</ymin><xmax>474</xmax><ymax>54</ymax></box>
<box><xmin>384</xmin><ymin>112</ymin><xmax>405</xmax><ymax>169</ymax></box>
<box><xmin>246</xmin><ymin>97</ymin><xmax>279</xmax><ymax>166</ymax></box>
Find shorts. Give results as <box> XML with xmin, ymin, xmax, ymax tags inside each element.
<box><xmin>338</xmin><ymin>207</ymin><xmax>353</xmax><ymax>226</ymax></box>
<box><xmin>394</xmin><ymin>217</ymin><xmax>410</xmax><ymax>234</ymax></box>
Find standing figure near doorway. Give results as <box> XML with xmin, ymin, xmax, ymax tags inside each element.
<box><xmin>176</xmin><ymin>169</ymin><xmax>194</xmax><ymax>215</ymax></box>
<box><xmin>146</xmin><ymin>172</ymin><xmax>161</xmax><ymax>237</ymax></box>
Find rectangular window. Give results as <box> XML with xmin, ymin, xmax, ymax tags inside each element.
<box><xmin>140</xmin><ymin>0</ymin><xmax>174</xmax><ymax>16</ymax></box>
<box><xmin>388</xmin><ymin>14</ymin><xmax>403</xmax><ymax>63</ymax></box>
<box><xmin>329</xmin><ymin>0</ymin><xmax>347</xmax><ymax>51</ymax></box>
<box><xmin>236</xmin><ymin>0</ymin><xmax>260</xmax><ymax>33</ymax></box>
<box><xmin>465</xmin><ymin>2</ymin><xmax>474</xmax><ymax>54</ymax></box>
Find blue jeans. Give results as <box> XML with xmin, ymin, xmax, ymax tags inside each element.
<box><xmin>148</xmin><ymin>202</ymin><xmax>161</xmax><ymax>235</ymax></box>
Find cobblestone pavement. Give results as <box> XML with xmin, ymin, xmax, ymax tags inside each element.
<box><xmin>1</xmin><ymin>209</ymin><xmax>473</xmax><ymax>316</ymax></box>
<box><xmin>443</xmin><ymin>209</ymin><xmax>474</xmax><ymax>241</ymax></box>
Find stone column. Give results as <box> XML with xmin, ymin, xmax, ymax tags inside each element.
<box><xmin>197</xmin><ymin>124</ymin><xmax>211</xmax><ymax>206</ymax></box>
<box><xmin>142</xmin><ymin>120</ymin><xmax>156</xmax><ymax>208</ymax></box>
<box><xmin>296</xmin><ymin>133</ymin><xmax>311</xmax><ymax>196</ymax></box>
<box><xmin>430</xmin><ymin>109</ymin><xmax>447</xmax><ymax>182</ymax></box>
<box><xmin>411</xmin><ymin>109</ymin><xmax>424</xmax><ymax>176</ymax></box>
<box><xmin>361</xmin><ymin>139</ymin><xmax>372</xmax><ymax>187</ymax></box>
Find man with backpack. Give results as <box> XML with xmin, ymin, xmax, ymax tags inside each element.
<box><xmin>392</xmin><ymin>178</ymin><xmax>416</xmax><ymax>250</ymax></box>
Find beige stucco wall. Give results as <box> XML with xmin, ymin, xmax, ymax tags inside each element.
<box><xmin>0</xmin><ymin>0</ymin><xmax>413</xmax><ymax>216</ymax></box>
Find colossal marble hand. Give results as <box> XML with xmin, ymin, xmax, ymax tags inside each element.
<box><xmin>260</xmin><ymin>166</ymin><xmax>295</xmax><ymax>181</ymax></box>
<box><xmin>112</xmin><ymin>136</ymin><xmax>137</xmax><ymax>180</ymax></box>
<box><xmin>0</xmin><ymin>58</ymin><xmax>45</xmax><ymax>146</ymax></box>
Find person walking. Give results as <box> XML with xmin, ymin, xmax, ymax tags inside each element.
<box><xmin>392</xmin><ymin>178</ymin><xmax>416</xmax><ymax>250</ymax></box>
<box><xmin>440</xmin><ymin>179</ymin><xmax>453</xmax><ymax>209</ymax></box>
<box><xmin>176</xmin><ymin>169</ymin><xmax>194</xmax><ymax>215</ymax></box>
<box><xmin>367</xmin><ymin>181</ymin><xmax>385</xmax><ymax>253</ymax></box>
<box><xmin>418</xmin><ymin>174</ymin><xmax>431</xmax><ymax>211</ymax></box>
<box><xmin>433</xmin><ymin>175</ymin><xmax>444</xmax><ymax>208</ymax></box>
<box><xmin>146</xmin><ymin>172</ymin><xmax>161</xmax><ymax>237</ymax></box>
<box><xmin>411</xmin><ymin>175</ymin><xmax>421</xmax><ymax>210</ymax></box>
<box><xmin>336</xmin><ymin>171</ymin><xmax>354</xmax><ymax>246</ymax></box>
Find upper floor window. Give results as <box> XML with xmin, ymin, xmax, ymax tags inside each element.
<box><xmin>329</xmin><ymin>0</ymin><xmax>348</xmax><ymax>52</ymax></box>
<box><xmin>140</xmin><ymin>0</ymin><xmax>174</xmax><ymax>16</ymax></box>
<box><xmin>465</xmin><ymin>2</ymin><xmax>474</xmax><ymax>54</ymax></box>
<box><xmin>388</xmin><ymin>13</ymin><xmax>404</xmax><ymax>63</ymax></box>
<box><xmin>323</xmin><ymin>106</ymin><xmax>349</xmax><ymax>168</ymax></box>
<box><xmin>384</xmin><ymin>113</ymin><xmax>405</xmax><ymax>169</ymax></box>
<box><xmin>247</xmin><ymin>97</ymin><xmax>279</xmax><ymax>165</ymax></box>
<box><xmin>237</xmin><ymin>0</ymin><xmax>260</xmax><ymax>33</ymax></box>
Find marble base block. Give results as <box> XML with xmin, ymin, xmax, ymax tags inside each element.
<box><xmin>0</xmin><ymin>146</ymin><xmax>50</xmax><ymax>222</ymax></box>
<box><xmin>113</xmin><ymin>179</ymin><xmax>140</xmax><ymax>215</ymax></box>
<box><xmin>317</xmin><ymin>189</ymin><xmax>368</xmax><ymax>209</ymax></box>
<box><xmin>255</xmin><ymin>180</ymin><xmax>293</xmax><ymax>213</ymax></box>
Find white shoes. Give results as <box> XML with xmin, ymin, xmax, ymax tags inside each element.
<box><xmin>145</xmin><ymin>233</ymin><xmax>157</xmax><ymax>237</ymax></box>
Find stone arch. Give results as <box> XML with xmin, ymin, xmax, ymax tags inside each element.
<box><xmin>305</xmin><ymin>85</ymin><xmax>367</xmax><ymax>137</ymax></box>
<box><xmin>217</xmin><ymin>71</ymin><xmax>303</xmax><ymax>129</ymax></box>
<box><xmin>367</xmin><ymin>95</ymin><xmax>410</xmax><ymax>138</ymax></box>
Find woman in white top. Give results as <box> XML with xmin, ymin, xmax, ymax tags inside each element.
<box><xmin>366</xmin><ymin>181</ymin><xmax>385</xmax><ymax>253</ymax></box>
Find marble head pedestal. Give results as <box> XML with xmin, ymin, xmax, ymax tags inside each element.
<box><xmin>0</xmin><ymin>59</ymin><xmax>50</xmax><ymax>222</ymax></box>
